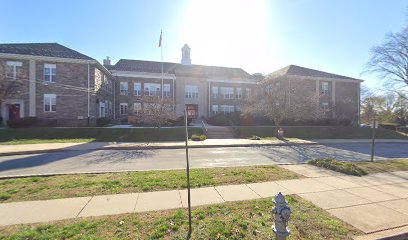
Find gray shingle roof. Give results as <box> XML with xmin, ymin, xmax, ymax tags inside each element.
<box><xmin>110</xmin><ymin>59</ymin><xmax>252</xmax><ymax>79</ymax></box>
<box><xmin>270</xmin><ymin>65</ymin><xmax>359</xmax><ymax>80</ymax></box>
<box><xmin>0</xmin><ymin>43</ymin><xmax>94</xmax><ymax>60</ymax></box>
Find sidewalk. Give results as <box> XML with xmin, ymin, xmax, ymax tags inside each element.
<box><xmin>1</xmin><ymin>138</ymin><xmax>408</xmax><ymax>156</ymax></box>
<box><xmin>1</xmin><ymin>164</ymin><xmax>408</xmax><ymax>237</ymax></box>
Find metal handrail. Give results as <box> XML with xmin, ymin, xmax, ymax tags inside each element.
<box><xmin>201</xmin><ymin>119</ymin><xmax>208</xmax><ymax>135</ymax></box>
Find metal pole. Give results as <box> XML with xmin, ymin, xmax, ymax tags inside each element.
<box><xmin>184</xmin><ymin>108</ymin><xmax>192</xmax><ymax>239</ymax></box>
<box><xmin>370</xmin><ymin>119</ymin><xmax>376</xmax><ymax>162</ymax></box>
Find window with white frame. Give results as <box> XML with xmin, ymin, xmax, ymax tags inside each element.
<box><xmin>321</xmin><ymin>82</ymin><xmax>329</xmax><ymax>95</ymax></box>
<box><xmin>134</xmin><ymin>82</ymin><xmax>141</xmax><ymax>96</ymax></box>
<box><xmin>134</xmin><ymin>102</ymin><xmax>142</xmax><ymax>115</ymax></box>
<box><xmin>44</xmin><ymin>64</ymin><xmax>56</xmax><ymax>83</ymax></box>
<box><xmin>185</xmin><ymin>85</ymin><xmax>198</xmax><ymax>98</ymax></box>
<box><xmin>246</xmin><ymin>88</ymin><xmax>251</xmax><ymax>98</ymax></box>
<box><xmin>322</xmin><ymin>102</ymin><xmax>329</xmax><ymax>116</ymax></box>
<box><xmin>220</xmin><ymin>105</ymin><xmax>234</xmax><ymax>114</ymax></box>
<box><xmin>6</xmin><ymin>61</ymin><xmax>22</xmax><ymax>80</ymax></box>
<box><xmin>144</xmin><ymin>83</ymin><xmax>161</xmax><ymax>96</ymax></box>
<box><xmin>212</xmin><ymin>105</ymin><xmax>218</xmax><ymax>115</ymax></box>
<box><xmin>120</xmin><ymin>103</ymin><xmax>128</xmax><ymax>115</ymax></box>
<box><xmin>221</xmin><ymin>87</ymin><xmax>234</xmax><ymax>99</ymax></box>
<box><xmin>236</xmin><ymin>88</ymin><xmax>242</xmax><ymax>99</ymax></box>
<box><xmin>212</xmin><ymin>86</ymin><xmax>218</xmax><ymax>99</ymax></box>
<box><xmin>120</xmin><ymin>82</ymin><xmax>128</xmax><ymax>95</ymax></box>
<box><xmin>163</xmin><ymin>84</ymin><xmax>171</xmax><ymax>97</ymax></box>
<box><xmin>44</xmin><ymin>94</ymin><xmax>56</xmax><ymax>112</ymax></box>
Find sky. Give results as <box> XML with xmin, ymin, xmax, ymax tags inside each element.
<box><xmin>0</xmin><ymin>0</ymin><xmax>407</xmax><ymax>90</ymax></box>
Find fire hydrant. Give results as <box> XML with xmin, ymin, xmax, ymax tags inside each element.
<box><xmin>272</xmin><ymin>192</ymin><xmax>291</xmax><ymax>240</ymax></box>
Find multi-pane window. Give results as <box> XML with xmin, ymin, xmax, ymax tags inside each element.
<box><xmin>236</xmin><ymin>88</ymin><xmax>242</xmax><ymax>99</ymax></box>
<box><xmin>163</xmin><ymin>84</ymin><xmax>171</xmax><ymax>97</ymax></box>
<box><xmin>120</xmin><ymin>82</ymin><xmax>128</xmax><ymax>95</ymax></box>
<box><xmin>246</xmin><ymin>88</ymin><xmax>251</xmax><ymax>98</ymax></box>
<box><xmin>134</xmin><ymin>82</ymin><xmax>141</xmax><ymax>96</ymax></box>
<box><xmin>212</xmin><ymin>105</ymin><xmax>219</xmax><ymax>115</ymax></box>
<box><xmin>120</xmin><ymin>103</ymin><xmax>128</xmax><ymax>115</ymax></box>
<box><xmin>220</xmin><ymin>105</ymin><xmax>234</xmax><ymax>114</ymax></box>
<box><xmin>144</xmin><ymin>83</ymin><xmax>161</xmax><ymax>96</ymax></box>
<box><xmin>6</xmin><ymin>61</ymin><xmax>22</xmax><ymax>80</ymax></box>
<box><xmin>321</xmin><ymin>82</ymin><xmax>329</xmax><ymax>95</ymax></box>
<box><xmin>103</xmin><ymin>76</ymin><xmax>112</xmax><ymax>93</ymax></box>
<box><xmin>185</xmin><ymin>85</ymin><xmax>198</xmax><ymax>98</ymax></box>
<box><xmin>44</xmin><ymin>64</ymin><xmax>56</xmax><ymax>83</ymax></box>
<box><xmin>134</xmin><ymin>102</ymin><xmax>142</xmax><ymax>115</ymax></box>
<box><xmin>44</xmin><ymin>94</ymin><xmax>56</xmax><ymax>112</ymax></box>
<box><xmin>212</xmin><ymin>86</ymin><xmax>218</xmax><ymax>99</ymax></box>
<box><xmin>322</xmin><ymin>102</ymin><xmax>329</xmax><ymax>116</ymax></box>
<box><xmin>221</xmin><ymin>87</ymin><xmax>234</xmax><ymax>99</ymax></box>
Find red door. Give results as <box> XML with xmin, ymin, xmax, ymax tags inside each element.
<box><xmin>186</xmin><ymin>104</ymin><xmax>198</xmax><ymax>119</ymax></box>
<box><xmin>8</xmin><ymin>104</ymin><xmax>20</xmax><ymax>120</ymax></box>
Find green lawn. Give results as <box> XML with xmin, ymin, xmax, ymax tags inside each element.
<box><xmin>0</xmin><ymin>127</ymin><xmax>203</xmax><ymax>144</ymax></box>
<box><xmin>0</xmin><ymin>196</ymin><xmax>361</xmax><ymax>240</ymax></box>
<box><xmin>0</xmin><ymin>165</ymin><xmax>300</xmax><ymax>203</ymax></box>
<box><xmin>234</xmin><ymin>126</ymin><xmax>408</xmax><ymax>139</ymax></box>
<box><xmin>308</xmin><ymin>158</ymin><xmax>408</xmax><ymax>176</ymax></box>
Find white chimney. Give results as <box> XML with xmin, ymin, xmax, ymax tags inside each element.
<box><xmin>181</xmin><ymin>44</ymin><xmax>191</xmax><ymax>65</ymax></box>
<box><xmin>103</xmin><ymin>56</ymin><xmax>111</xmax><ymax>66</ymax></box>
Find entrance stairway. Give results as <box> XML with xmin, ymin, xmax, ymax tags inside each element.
<box><xmin>205</xmin><ymin>126</ymin><xmax>234</xmax><ymax>139</ymax></box>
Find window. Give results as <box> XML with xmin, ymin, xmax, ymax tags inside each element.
<box><xmin>220</xmin><ymin>105</ymin><xmax>234</xmax><ymax>114</ymax></box>
<box><xmin>134</xmin><ymin>82</ymin><xmax>141</xmax><ymax>96</ymax></box>
<box><xmin>103</xmin><ymin>76</ymin><xmax>112</xmax><ymax>93</ymax></box>
<box><xmin>134</xmin><ymin>102</ymin><xmax>142</xmax><ymax>115</ymax></box>
<box><xmin>322</xmin><ymin>102</ymin><xmax>329</xmax><ymax>116</ymax></box>
<box><xmin>221</xmin><ymin>87</ymin><xmax>234</xmax><ymax>99</ymax></box>
<box><xmin>44</xmin><ymin>64</ymin><xmax>56</xmax><ymax>83</ymax></box>
<box><xmin>144</xmin><ymin>83</ymin><xmax>161</xmax><ymax>96</ymax></box>
<box><xmin>212</xmin><ymin>105</ymin><xmax>218</xmax><ymax>115</ymax></box>
<box><xmin>44</xmin><ymin>94</ymin><xmax>56</xmax><ymax>112</ymax></box>
<box><xmin>236</xmin><ymin>88</ymin><xmax>242</xmax><ymax>99</ymax></box>
<box><xmin>321</xmin><ymin>82</ymin><xmax>329</xmax><ymax>95</ymax></box>
<box><xmin>212</xmin><ymin>86</ymin><xmax>218</xmax><ymax>99</ymax></box>
<box><xmin>163</xmin><ymin>84</ymin><xmax>171</xmax><ymax>97</ymax></box>
<box><xmin>6</xmin><ymin>61</ymin><xmax>22</xmax><ymax>80</ymax></box>
<box><xmin>236</xmin><ymin>105</ymin><xmax>242</xmax><ymax>112</ymax></box>
<box><xmin>120</xmin><ymin>82</ymin><xmax>128</xmax><ymax>95</ymax></box>
<box><xmin>185</xmin><ymin>85</ymin><xmax>198</xmax><ymax>98</ymax></box>
<box><xmin>120</xmin><ymin>103</ymin><xmax>128</xmax><ymax>115</ymax></box>
<box><xmin>246</xmin><ymin>88</ymin><xmax>251</xmax><ymax>98</ymax></box>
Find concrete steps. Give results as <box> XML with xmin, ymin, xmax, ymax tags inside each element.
<box><xmin>206</xmin><ymin>127</ymin><xmax>234</xmax><ymax>139</ymax></box>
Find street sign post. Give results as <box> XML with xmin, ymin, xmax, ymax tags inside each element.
<box><xmin>184</xmin><ymin>108</ymin><xmax>192</xmax><ymax>239</ymax></box>
<box><xmin>370</xmin><ymin>119</ymin><xmax>378</xmax><ymax>162</ymax></box>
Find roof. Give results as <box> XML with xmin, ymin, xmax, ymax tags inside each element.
<box><xmin>269</xmin><ymin>65</ymin><xmax>360</xmax><ymax>81</ymax></box>
<box><xmin>110</xmin><ymin>59</ymin><xmax>252</xmax><ymax>79</ymax></box>
<box><xmin>0</xmin><ymin>43</ymin><xmax>94</xmax><ymax>60</ymax></box>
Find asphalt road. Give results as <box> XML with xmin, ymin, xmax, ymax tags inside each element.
<box><xmin>0</xmin><ymin>143</ymin><xmax>407</xmax><ymax>177</ymax></box>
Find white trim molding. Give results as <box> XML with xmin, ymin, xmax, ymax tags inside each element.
<box><xmin>111</xmin><ymin>70</ymin><xmax>176</xmax><ymax>80</ymax></box>
<box><xmin>207</xmin><ymin>79</ymin><xmax>257</xmax><ymax>84</ymax></box>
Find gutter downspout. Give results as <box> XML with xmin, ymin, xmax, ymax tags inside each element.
<box><xmin>87</xmin><ymin>64</ymin><xmax>90</xmax><ymax>126</ymax></box>
<box><xmin>113</xmin><ymin>79</ymin><xmax>116</xmax><ymax>120</ymax></box>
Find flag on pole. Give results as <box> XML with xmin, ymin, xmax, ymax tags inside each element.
<box><xmin>158</xmin><ymin>30</ymin><xmax>162</xmax><ymax>47</ymax></box>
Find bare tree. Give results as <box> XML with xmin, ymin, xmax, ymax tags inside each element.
<box><xmin>132</xmin><ymin>96</ymin><xmax>177</xmax><ymax>128</ymax></box>
<box><xmin>0</xmin><ymin>65</ymin><xmax>23</xmax><ymax>105</ymax></box>
<box><xmin>363</xmin><ymin>25</ymin><xmax>408</xmax><ymax>96</ymax></box>
<box><xmin>243</xmin><ymin>76</ymin><xmax>318</xmax><ymax>130</ymax></box>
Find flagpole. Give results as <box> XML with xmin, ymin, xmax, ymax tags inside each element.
<box><xmin>161</xmin><ymin>30</ymin><xmax>164</xmax><ymax>101</ymax></box>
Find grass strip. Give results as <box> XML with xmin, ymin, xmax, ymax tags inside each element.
<box><xmin>0</xmin><ymin>165</ymin><xmax>300</xmax><ymax>203</ymax></box>
<box><xmin>0</xmin><ymin>196</ymin><xmax>361</xmax><ymax>240</ymax></box>
<box><xmin>308</xmin><ymin>158</ymin><xmax>368</xmax><ymax>176</ymax></box>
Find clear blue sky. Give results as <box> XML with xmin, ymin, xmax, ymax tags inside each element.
<box><xmin>1</xmin><ymin>0</ymin><xmax>407</xmax><ymax>89</ymax></box>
